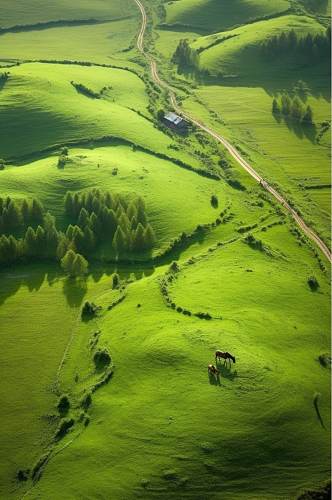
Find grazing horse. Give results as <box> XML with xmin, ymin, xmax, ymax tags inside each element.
<box><xmin>215</xmin><ymin>350</ymin><xmax>236</xmax><ymax>364</ymax></box>
<box><xmin>208</xmin><ymin>364</ymin><xmax>219</xmax><ymax>376</ymax></box>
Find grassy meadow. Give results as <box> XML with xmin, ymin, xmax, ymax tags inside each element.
<box><xmin>0</xmin><ymin>0</ymin><xmax>330</xmax><ymax>498</ymax></box>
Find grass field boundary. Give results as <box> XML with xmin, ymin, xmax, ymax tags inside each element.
<box><xmin>0</xmin><ymin>17</ymin><xmax>133</xmax><ymax>35</ymax></box>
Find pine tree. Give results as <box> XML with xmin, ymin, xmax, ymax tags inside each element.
<box><xmin>133</xmin><ymin>223</ymin><xmax>145</xmax><ymax>252</ymax></box>
<box><xmin>21</xmin><ymin>199</ymin><xmax>30</xmax><ymax>225</ymax></box>
<box><xmin>72</xmin><ymin>193</ymin><xmax>80</xmax><ymax>218</ymax></box>
<box><xmin>281</xmin><ymin>94</ymin><xmax>291</xmax><ymax>115</ymax></box>
<box><xmin>66</xmin><ymin>224</ymin><xmax>75</xmax><ymax>241</ymax></box>
<box><xmin>5</xmin><ymin>200</ymin><xmax>20</xmax><ymax>231</ymax></box>
<box><xmin>35</xmin><ymin>225</ymin><xmax>46</xmax><ymax>255</ymax></box>
<box><xmin>71</xmin><ymin>253</ymin><xmax>88</xmax><ymax>277</ymax></box>
<box><xmin>56</xmin><ymin>235</ymin><xmax>69</xmax><ymax>260</ymax></box>
<box><xmin>72</xmin><ymin>226</ymin><xmax>85</xmax><ymax>253</ymax></box>
<box><xmin>24</xmin><ymin>226</ymin><xmax>37</xmax><ymax>256</ymax></box>
<box><xmin>127</xmin><ymin>202</ymin><xmax>138</xmax><ymax>221</ymax></box>
<box><xmin>89</xmin><ymin>212</ymin><xmax>101</xmax><ymax>238</ymax></box>
<box><xmin>60</xmin><ymin>249</ymin><xmax>76</xmax><ymax>275</ymax></box>
<box><xmin>136</xmin><ymin>197</ymin><xmax>147</xmax><ymax>225</ymax></box>
<box><xmin>78</xmin><ymin>207</ymin><xmax>89</xmax><ymax>228</ymax></box>
<box><xmin>31</xmin><ymin>199</ymin><xmax>44</xmax><ymax>223</ymax></box>
<box><xmin>143</xmin><ymin>224</ymin><xmax>156</xmax><ymax>250</ymax></box>
<box><xmin>302</xmin><ymin>105</ymin><xmax>313</xmax><ymax>124</ymax></box>
<box><xmin>82</xmin><ymin>226</ymin><xmax>95</xmax><ymax>252</ymax></box>
<box><xmin>44</xmin><ymin>214</ymin><xmax>59</xmax><ymax>257</ymax></box>
<box><xmin>112</xmin><ymin>226</ymin><xmax>126</xmax><ymax>255</ymax></box>
<box><xmin>291</xmin><ymin>96</ymin><xmax>304</xmax><ymax>121</ymax></box>
<box><xmin>272</xmin><ymin>98</ymin><xmax>281</xmax><ymax>114</ymax></box>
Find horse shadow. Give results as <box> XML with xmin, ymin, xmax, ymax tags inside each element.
<box><xmin>216</xmin><ymin>361</ymin><xmax>238</xmax><ymax>381</ymax></box>
<box><xmin>208</xmin><ymin>371</ymin><xmax>221</xmax><ymax>386</ymax></box>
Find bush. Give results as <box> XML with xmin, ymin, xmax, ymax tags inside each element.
<box><xmin>81</xmin><ymin>393</ymin><xmax>92</xmax><ymax>410</ymax></box>
<box><xmin>55</xmin><ymin>418</ymin><xmax>74</xmax><ymax>441</ymax></box>
<box><xmin>307</xmin><ymin>275</ymin><xmax>319</xmax><ymax>291</ymax></box>
<box><xmin>81</xmin><ymin>301</ymin><xmax>99</xmax><ymax>318</ymax></box>
<box><xmin>57</xmin><ymin>395</ymin><xmax>70</xmax><ymax>416</ymax></box>
<box><xmin>210</xmin><ymin>195</ymin><xmax>218</xmax><ymax>208</ymax></box>
<box><xmin>111</xmin><ymin>273</ymin><xmax>120</xmax><ymax>289</ymax></box>
<box><xmin>17</xmin><ymin>469</ymin><xmax>29</xmax><ymax>481</ymax></box>
<box><xmin>93</xmin><ymin>349</ymin><xmax>111</xmax><ymax>370</ymax></box>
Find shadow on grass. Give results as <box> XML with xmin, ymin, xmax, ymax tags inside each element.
<box><xmin>208</xmin><ymin>371</ymin><xmax>221</xmax><ymax>386</ymax></box>
<box><xmin>217</xmin><ymin>362</ymin><xmax>238</xmax><ymax>381</ymax></box>
<box><xmin>62</xmin><ymin>277</ymin><xmax>88</xmax><ymax>308</ymax></box>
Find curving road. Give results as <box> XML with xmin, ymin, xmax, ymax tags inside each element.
<box><xmin>134</xmin><ymin>0</ymin><xmax>331</xmax><ymax>262</ymax></box>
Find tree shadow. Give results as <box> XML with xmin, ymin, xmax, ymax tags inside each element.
<box><xmin>62</xmin><ymin>277</ymin><xmax>87</xmax><ymax>308</ymax></box>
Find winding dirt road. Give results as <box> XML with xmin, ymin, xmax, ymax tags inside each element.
<box><xmin>134</xmin><ymin>0</ymin><xmax>331</xmax><ymax>262</ymax></box>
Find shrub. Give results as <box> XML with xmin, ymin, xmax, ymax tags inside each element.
<box><xmin>210</xmin><ymin>195</ymin><xmax>218</xmax><ymax>208</ymax></box>
<box><xmin>81</xmin><ymin>301</ymin><xmax>99</xmax><ymax>318</ymax></box>
<box><xmin>307</xmin><ymin>275</ymin><xmax>319</xmax><ymax>291</ymax></box>
<box><xmin>93</xmin><ymin>349</ymin><xmax>111</xmax><ymax>370</ymax></box>
<box><xmin>57</xmin><ymin>395</ymin><xmax>70</xmax><ymax>416</ymax></box>
<box><xmin>169</xmin><ymin>261</ymin><xmax>179</xmax><ymax>273</ymax></box>
<box><xmin>17</xmin><ymin>469</ymin><xmax>29</xmax><ymax>481</ymax></box>
<box><xmin>81</xmin><ymin>393</ymin><xmax>92</xmax><ymax>410</ymax></box>
<box><xmin>111</xmin><ymin>273</ymin><xmax>120</xmax><ymax>289</ymax></box>
<box><xmin>55</xmin><ymin>418</ymin><xmax>74</xmax><ymax>441</ymax></box>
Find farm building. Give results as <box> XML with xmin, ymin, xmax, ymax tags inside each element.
<box><xmin>163</xmin><ymin>111</ymin><xmax>187</xmax><ymax>132</ymax></box>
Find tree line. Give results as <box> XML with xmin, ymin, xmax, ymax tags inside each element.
<box><xmin>172</xmin><ymin>39</ymin><xmax>199</xmax><ymax>71</ymax></box>
<box><xmin>0</xmin><ymin>196</ymin><xmax>44</xmax><ymax>235</ymax></box>
<box><xmin>261</xmin><ymin>27</ymin><xmax>331</xmax><ymax>62</ymax></box>
<box><xmin>272</xmin><ymin>94</ymin><xmax>313</xmax><ymax>124</ymax></box>
<box><xmin>64</xmin><ymin>188</ymin><xmax>156</xmax><ymax>255</ymax></box>
<box><xmin>0</xmin><ymin>189</ymin><xmax>156</xmax><ymax>273</ymax></box>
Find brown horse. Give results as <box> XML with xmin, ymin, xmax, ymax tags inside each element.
<box><xmin>215</xmin><ymin>350</ymin><xmax>236</xmax><ymax>364</ymax></box>
<box><xmin>208</xmin><ymin>364</ymin><xmax>219</xmax><ymax>376</ymax></box>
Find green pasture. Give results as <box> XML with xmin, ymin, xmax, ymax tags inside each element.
<box><xmin>183</xmin><ymin>84</ymin><xmax>331</xmax><ymax>243</ymax></box>
<box><xmin>192</xmin><ymin>15</ymin><xmax>326</xmax><ymax>77</ymax></box>
<box><xmin>164</xmin><ymin>0</ymin><xmax>290</xmax><ymax>34</ymax></box>
<box><xmin>21</xmin><ymin>221</ymin><xmax>330</xmax><ymax>500</ymax></box>
<box><xmin>0</xmin><ymin>264</ymin><xmax>87</xmax><ymax>498</ymax></box>
<box><xmin>0</xmin><ymin>0</ymin><xmax>133</xmax><ymax>28</ymax></box>
<box><xmin>0</xmin><ymin>18</ymin><xmax>138</xmax><ymax>66</ymax></box>
<box><xmin>0</xmin><ymin>0</ymin><xmax>330</xmax><ymax>498</ymax></box>
<box><xmin>0</xmin><ymin>63</ymin><xmax>175</xmax><ymax>159</ymax></box>
<box><xmin>0</xmin><ymin>145</ymin><xmax>230</xmax><ymax>251</ymax></box>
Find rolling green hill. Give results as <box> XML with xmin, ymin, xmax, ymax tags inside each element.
<box><xmin>164</xmin><ymin>0</ymin><xmax>290</xmax><ymax>34</ymax></box>
<box><xmin>0</xmin><ymin>0</ymin><xmax>133</xmax><ymax>28</ymax></box>
<box><xmin>0</xmin><ymin>0</ymin><xmax>330</xmax><ymax>498</ymax></box>
<box><xmin>192</xmin><ymin>15</ymin><xmax>327</xmax><ymax>77</ymax></box>
<box><xmin>0</xmin><ymin>63</ymin><xmax>173</xmax><ymax>159</ymax></box>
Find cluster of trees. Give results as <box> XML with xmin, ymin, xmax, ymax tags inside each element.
<box><xmin>64</xmin><ymin>188</ymin><xmax>156</xmax><ymax>256</ymax></box>
<box><xmin>0</xmin><ymin>212</ymin><xmax>63</xmax><ymax>266</ymax></box>
<box><xmin>70</xmin><ymin>81</ymin><xmax>100</xmax><ymax>99</ymax></box>
<box><xmin>0</xmin><ymin>189</ymin><xmax>156</xmax><ymax>270</ymax></box>
<box><xmin>172</xmin><ymin>39</ymin><xmax>199</xmax><ymax>70</ymax></box>
<box><xmin>61</xmin><ymin>249</ymin><xmax>88</xmax><ymax>277</ymax></box>
<box><xmin>261</xmin><ymin>27</ymin><xmax>331</xmax><ymax>62</ymax></box>
<box><xmin>0</xmin><ymin>196</ymin><xmax>44</xmax><ymax>235</ymax></box>
<box><xmin>272</xmin><ymin>94</ymin><xmax>313</xmax><ymax>124</ymax></box>
<box><xmin>0</xmin><ymin>72</ymin><xmax>9</xmax><ymax>86</ymax></box>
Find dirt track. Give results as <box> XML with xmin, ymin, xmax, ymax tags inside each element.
<box><xmin>134</xmin><ymin>0</ymin><xmax>331</xmax><ymax>262</ymax></box>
